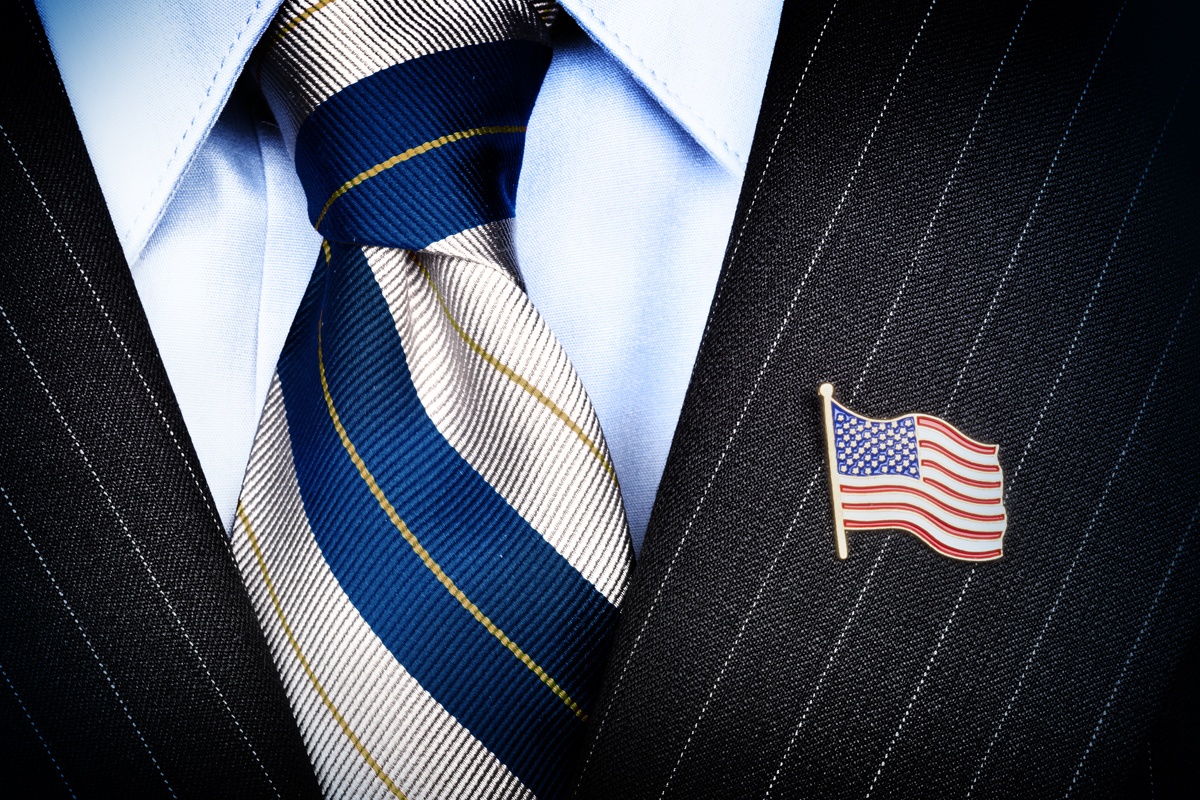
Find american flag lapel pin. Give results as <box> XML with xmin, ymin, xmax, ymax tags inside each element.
<box><xmin>818</xmin><ymin>383</ymin><xmax>1006</xmax><ymax>562</ymax></box>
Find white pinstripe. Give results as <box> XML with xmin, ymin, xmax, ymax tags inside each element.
<box><xmin>1</xmin><ymin>485</ymin><xmax>173</xmax><ymax>798</ymax></box>
<box><xmin>763</xmin><ymin>536</ymin><xmax>893</xmax><ymax>798</ymax></box>
<box><xmin>0</xmin><ymin>660</ymin><xmax>75</xmax><ymax>798</ymax></box>
<box><xmin>1147</xmin><ymin>742</ymin><xmax>1156</xmax><ymax>799</ymax></box>
<box><xmin>967</xmin><ymin>274</ymin><xmax>1196</xmax><ymax>797</ymax></box>
<box><xmin>679</xmin><ymin>0</ymin><xmax>843</xmax><ymax>360</ymax></box>
<box><xmin>858</xmin><ymin>5</ymin><xmax>1142</xmax><ymax>793</ymax></box>
<box><xmin>1063</xmin><ymin>496</ymin><xmax>1200</xmax><ymax>797</ymax></box>
<box><xmin>946</xmin><ymin>3</ymin><xmax>1126</xmax><ymax>409</ymax></box>
<box><xmin>0</xmin><ymin>302</ymin><xmax>278</xmax><ymax>797</ymax></box>
<box><xmin>864</xmin><ymin>572</ymin><xmax>973</xmax><ymax>799</ymax></box>
<box><xmin>964</xmin><ymin>67</ymin><xmax>1180</xmax><ymax>796</ymax></box>
<box><xmin>849</xmin><ymin>0</ymin><xmax>1032</xmax><ymax>401</ymax></box>
<box><xmin>571</xmin><ymin>1</ymin><xmax>844</xmax><ymax>789</ymax></box>
<box><xmin>1008</xmin><ymin>70</ymin><xmax>1187</xmax><ymax>489</ymax></box>
<box><xmin>659</xmin><ymin>474</ymin><xmax>821</xmax><ymax>800</ymax></box>
<box><xmin>0</xmin><ymin>122</ymin><xmax>224</xmax><ymax>538</ymax></box>
<box><xmin>764</xmin><ymin>2</ymin><xmax>1035</xmax><ymax>790</ymax></box>
<box><xmin>652</xmin><ymin>2</ymin><xmax>945</xmax><ymax>789</ymax></box>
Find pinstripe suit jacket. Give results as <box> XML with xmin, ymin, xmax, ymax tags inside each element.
<box><xmin>2</xmin><ymin>0</ymin><xmax>1198</xmax><ymax>798</ymax></box>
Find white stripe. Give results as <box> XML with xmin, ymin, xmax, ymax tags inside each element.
<box><xmin>365</xmin><ymin>224</ymin><xmax>632</xmax><ymax>605</ymax></box>
<box><xmin>917</xmin><ymin>426</ymin><xmax>1000</xmax><ymax>467</ymax></box>
<box><xmin>838</xmin><ymin>485</ymin><xmax>1006</xmax><ymax>531</ymax></box>
<box><xmin>919</xmin><ymin>448</ymin><xmax>1003</xmax><ymax>488</ymax></box>
<box><xmin>839</xmin><ymin>468</ymin><xmax>1000</xmax><ymax>497</ymax></box>
<box><xmin>915</xmin><ymin>423</ymin><xmax>998</xmax><ymax>461</ymax></box>
<box><xmin>916</xmin><ymin>416</ymin><xmax>996</xmax><ymax>453</ymax></box>
<box><xmin>261</xmin><ymin>0</ymin><xmax>548</xmax><ymax>148</ymax></box>
<box><xmin>841</xmin><ymin>506</ymin><xmax>1003</xmax><ymax>555</ymax></box>
<box><xmin>844</xmin><ymin>482</ymin><xmax>1003</xmax><ymax>520</ymax></box>
<box><xmin>920</xmin><ymin>465</ymin><xmax>1004</xmax><ymax>502</ymax></box>
<box><xmin>841</xmin><ymin>493</ymin><xmax>1006</xmax><ymax>537</ymax></box>
<box><xmin>841</xmin><ymin>496</ymin><xmax>1004</xmax><ymax>539</ymax></box>
<box><xmin>234</xmin><ymin>376</ymin><xmax>532</xmax><ymax>800</ymax></box>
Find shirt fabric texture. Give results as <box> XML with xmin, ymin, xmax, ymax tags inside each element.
<box><xmin>34</xmin><ymin>0</ymin><xmax>785</xmax><ymax>552</ymax></box>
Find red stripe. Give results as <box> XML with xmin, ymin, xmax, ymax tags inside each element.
<box><xmin>919</xmin><ymin>440</ymin><xmax>1000</xmax><ymax>472</ymax></box>
<box><xmin>839</xmin><ymin>484</ymin><xmax>1006</xmax><ymax>521</ymax></box>
<box><xmin>921</xmin><ymin>459</ymin><xmax>1002</xmax><ymax>488</ymax></box>
<box><xmin>842</xmin><ymin>501</ymin><xmax>1004</xmax><ymax>539</ymax></box>
<box><xmin>923</xmin><ymin>476</ymin><xmax>1002</xmax><ymax>505</ymax></box>
<box><xmin>844</xmin><ymin>519</ymin><xmax>1003</xmax><ymax>560</ymax></box>
<box><xmin>916</xmin><ymin>416</ymin><xmax>996</xmax><ymax>455</ymax></box>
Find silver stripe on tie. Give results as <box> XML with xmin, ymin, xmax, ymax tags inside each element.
<box><xmin>258</xmin><ymin>0</ymin><xmax>550</xmax><ymax>148</ymax></box>
<box><xmin>235</xmin><ymin>375</ymin><xmax>534</xmax><ymax>800</ymax></box>
<box><xmin>366</xmin><ymin>221</ymin><xmax>632</xmax><ymax>605</ymax></box>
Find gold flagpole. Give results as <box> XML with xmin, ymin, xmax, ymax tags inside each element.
<box><xmin>819</xmin><ymin>383</ymin><xmax>848</xmax><ymax>559</ymax></box>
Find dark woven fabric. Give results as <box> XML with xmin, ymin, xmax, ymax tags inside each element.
<box><xmin>574</xmin><ymin>0</ymin><xmax>1200</xmax><ymax>797</ymax></box>
<box><xmin>0</xmin><ymin>4</ymin><xmax>321</xmax><ymax>797</ymax></box>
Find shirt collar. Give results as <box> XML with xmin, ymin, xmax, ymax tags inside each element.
<box><xmin>35</xmin><ymin>0</ymin><xmax>283</xmax><ymax>265</ymax></box>
<box><xmin>560</xmin><ymin>0</ymin><xmax>784</xmax><ymax>174</ymax></box>
<box><xmin>35</xmin><ymin>0</ymin><xmax>782</xmax><ymax>265</ymax></box>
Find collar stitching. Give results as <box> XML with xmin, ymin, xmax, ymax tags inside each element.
<box><xmin>123</xmin><ymin>0</ymin><xmax>267</xmax><ymax>250</ymax></box>
<box><xmin>568</xmin><ymin>0</ymin><xmax>746</xmax><ymax>167</ymax></box>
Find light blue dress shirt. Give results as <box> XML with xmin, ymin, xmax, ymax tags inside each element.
<box><xmin>35</xmin><ymin>0</ymin><xmax>783</xmax><ymax>553</ymax></box>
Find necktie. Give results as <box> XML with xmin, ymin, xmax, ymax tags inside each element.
<box><xmin>231</xmin><ymin>3</ymin><xmax>632</xmax><ymax>798</ymax></box>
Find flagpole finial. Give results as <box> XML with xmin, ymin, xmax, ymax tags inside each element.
<box><xmin>819</xmin><ymin>382</ymin><xmax>834</xmax><ymax>399</ymax></box>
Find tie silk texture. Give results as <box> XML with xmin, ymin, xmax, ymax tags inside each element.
<box><xmin>232</xmin><ymin>3</ymin><xmax>632</xmax><ymax>798</ymax></box>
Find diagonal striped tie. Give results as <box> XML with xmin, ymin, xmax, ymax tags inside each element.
<box><xmin>231</xmin><ymin>2</ymin><xmax>632</xmax><ymax>797</ymax></box>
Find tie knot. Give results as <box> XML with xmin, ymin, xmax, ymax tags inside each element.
<box><xmin>255</xmin><ymin>0</ymin><xmax>555</xmax><ymax>249</ymax></box>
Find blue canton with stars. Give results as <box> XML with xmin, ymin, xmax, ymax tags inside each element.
<box><xmin>831</xmin><ymin>401</ymin><xmax>921</xmax><ymax>480</ymax></box>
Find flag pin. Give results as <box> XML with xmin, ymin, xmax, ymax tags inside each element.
<box><xmin>818</xmin><ymin>383</ymin><xmax>1006</xmax><ymax>561</ymax></box>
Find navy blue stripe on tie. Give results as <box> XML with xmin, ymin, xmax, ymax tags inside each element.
<box><xmin>276</xmin><ymin>245</ymin><xmax>618</xmax><ymax>798</ymax></box>
<box><xmin>295</xmin><ymin>40</ymin><xmax>551</xmax><ymax>248</ymax></box>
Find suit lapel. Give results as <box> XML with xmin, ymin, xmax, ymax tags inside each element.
<box><xmin>576</xmin><ymin>0</ymin><xmax>1200</xmax><ymax>797</ymax></box>
<box><xmin>0</xmin><ymin>3</ymin><xmax>320</xmax><ymax>795</ymax></box>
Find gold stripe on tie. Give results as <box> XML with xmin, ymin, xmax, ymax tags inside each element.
<box><xmin>317</xmin><ymin>320</ymin><xmax>589</xmax><ymax>722</ymax></box>
<box><xmin>272</xmin><ymin>0</ymin><xmax>338</xmax><ymax>42</ymax></box>
<box><xmin>315</xmin><ymin>126</ymin><xmax>529</xmax><ymax>229</ymax></box>
<box><xmin>416</xmin><ymin>255</ymin><xmax>621</xmax><ymax>485</ymax></box>
<box><xmin>236</xmin><ymin>502</ymin><xmax>410</xmax><ymax>800</ymax></box>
